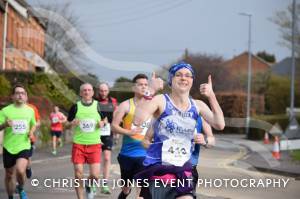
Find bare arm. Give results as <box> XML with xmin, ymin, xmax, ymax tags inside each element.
<box><xmin>0</xmin><ymin>120</ymin><xmax>10</xmax><ymax>130</ymax></box>
<box><xmin>60</xmin><ymin>112</ymin><xmax>67</xmax><ymax>123</ymax></box>
<box><xmin>112</xmin><ymin>101</ymin><xmax>142</xmax><ymax>136</ymax></box>
<box><xmin>142</xmin><ymin>124</ymin><xmax>154</xmax><ymax>149</ymax></box>
<box><xmin>134</xmin><ymin>72</ymin><xmax>164</xmax><ymax>126</ymax></box>
<box><xmin>202</xmin><ymin>118</ymin><xmax>215</xmax><ymax>147</ymax></box>
<box><xmin>133</xmin><ymin>94</ymin><xmax>163</xmax><ymax>126</ymax></box>
<box><xmin>194</xmin><ymin>118</ymin><xmax>215</xmax><ymax>146</ymax></box>
<box><xmin>197</xmin><ymin>75</ymin><xmax>225</xmax><ymax>130</ymax></box>
<box><xmin>28</xmin><ymin>125</ymin><xmax>37</xmax><ymax>140</ymax></box>
<box><xmin>196</xmin><ymin>99</ymin><xmax>224</xmax><ymax>130</ymax></box>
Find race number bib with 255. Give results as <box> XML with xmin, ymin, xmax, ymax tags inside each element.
<box><xmin>12</xmin><ymin>120</ymin><xmax>28</xmax><ymax>134</ymax></box>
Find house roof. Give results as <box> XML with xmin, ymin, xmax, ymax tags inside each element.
<box><xmin>223</xmin><ymin>51</ymin><xmax>272</xmax><ymax>67</ymax></box>
<box><xmin>17</xmin><ymin>0</ymin><xmax>47</xmax><ymax>29</ymax></box>
<box><xmin>1</xmin><ymin>0</ymin><xmax>46</xmax><ymax>29</ymax></box>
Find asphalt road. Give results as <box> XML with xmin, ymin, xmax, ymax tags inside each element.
<box><xmin>0</xmin><ymin>137</ymin><xmax>299</xmax><ymax>199</ymax></box>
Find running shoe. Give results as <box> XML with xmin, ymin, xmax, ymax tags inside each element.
<box><xmin>17</xmin><ymin>185</ymin><xmax>28</xmax><ymax>199</ymax></box>
<box><xmin>52</xmin><ymin>150</ymin><xmax>57</xmax><ymax>155</ymax></box>
<box><xmin>91</xmin><ymin>185</ymin><xmax>97</xmax><ymax>196</ymax></box>
<box><xmin>85</xmin><ymin>185</ymin><xmax>95</xmax><ymax>199</ymax></box>
<box><xmin>101</xmin><ymin>186</ymin><xmax>111</xmax><ymax>194</ymax></box>
<box><xmin>59</xmin><ymin>141</ymin><xmax>63</xmax><ymax>147</ymax></box>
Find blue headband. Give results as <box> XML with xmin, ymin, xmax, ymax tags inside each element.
<box><xmin>168</xmin><ymin>61</ymin><xmax>195</xmax><ymax>86</ymax></box>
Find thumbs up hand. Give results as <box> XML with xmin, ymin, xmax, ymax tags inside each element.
<box><xmin>200</xmin><ymin>75</ymin><xmax>214</xmax><ymax>98</ymax></box>
<box><xmin>148</xmin><ymin>72</ymin><xmax>164</xmax><ymax>94</ymax></box>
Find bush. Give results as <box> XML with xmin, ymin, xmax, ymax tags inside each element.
<box><xmin>265</xmin><ymin>75</ymin><xmax>300</xmax><ymax>114</ymax></box>
<box><xmin>290</xmin><ymin>150</ymin><xmax>300</xmax><ymax>161</ymax></box>
<box><xmin>110</xmin><ymin>90</ymin><xmax>134</xmax><ymax>102</ymax></box>
<box><xmin>0</xmin><ymin>75</ymin><xmax>11</xmax><ymax>96</ymax></box>
<box><xmin>2</xmin><ymin>71</ymin><xmax>76</xmax><ymax>111</ymax></box>
<box><xmin>38</xmin><ymin>121</ymin><xmax>51</xmax><ymax>147</ymax></box>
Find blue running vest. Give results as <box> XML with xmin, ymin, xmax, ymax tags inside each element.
<box><xmin>144</xmin><ymin>94</ymin><xmax>199</xmax><ymax>166</ymax></box>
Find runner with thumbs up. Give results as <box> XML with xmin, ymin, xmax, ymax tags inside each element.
<box><xmin>133</xmin><ymin>61</ymin><xmax>225</xmax><ymax>199</ymax></box>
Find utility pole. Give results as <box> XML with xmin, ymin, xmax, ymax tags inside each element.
<box><xmin>290</xmin><ymin>0</ymin><xmax>296</xmax><ymax>120</ymax></box>
<box><xmin>239</xmin><ymin>12</ymin><xmax>252</xmax><ymax>139</ymax></box>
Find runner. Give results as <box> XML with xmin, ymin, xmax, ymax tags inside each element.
<box><xmin>50</xmin><ymin>105</ymin><xmax>67</xmax><ymax>155</ymax></box>
<box><xmin>67</xmin><ymin>83</ymin><xmax>105</xmax><ymax>199</ymax></box>
<box><xmin>112</xmin><ymin>74</ymin><xmax>151</xmax><ymax>199</ymax></box>
<box><xmin>190</xmin><ymin>117</ymin><xmax>215</xmax><ymax>198</ymax></box>
<box><xmin>134</xmin><ymin>62</ymin><xmax>225</xmax><ymax>199</ymax></box>
<box><xmin>26</xmin><ymin>103</ymin><xmax>41</xmax><ymax>179</ymax></box>
<box><xmin>0</xmin><ymin>84</ymin><xmax>37</xmax><ymax>199</ymax></box>
<box><xmin>96</xmin><ymin>82</ymin><xmax>118</xmax><ymax>194</ymax></box>
<box><xmin>141</xmin><ymin>117</ymin><xmax>214</xmax><ymax>199</ymax></box>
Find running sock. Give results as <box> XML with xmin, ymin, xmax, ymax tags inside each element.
<box><xmin>17</xmin><ymin>184</ymin><xmax>24</xmax><ymax>191</ymax></box>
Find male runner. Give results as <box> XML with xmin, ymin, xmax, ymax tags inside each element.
<box><xmin>67</xmin><ymin>83</ymin><xmax>105</xmax><ymax>199</ymax></box>
<box><xmin>96</xmin><ymin>82</ymin><xmax>118</xmax><ymax>194</ymax></box>
<box><xmin>0</xmin><ymin>84</ymin><xmax>36</xmax><ymax>199</ymax></box>
<box><xmin>112</xmin><ymin>74</ymin><xmax>151</xmax><ymax>199</ymax></box>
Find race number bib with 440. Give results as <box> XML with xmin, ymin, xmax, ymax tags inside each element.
<box><xmin>79</xmin><ymin>119</ymin><xmax>96</xmax><ymax>133</ymax></box>
<box><xmin>12</xmin><ymin>120</ymin><xmax>28</xmax><ymax>134</ymax></box>
<box><xmin>161</xmin><ymin>138</ymin><xmax>191</xmax><ymax>167</ymax></box>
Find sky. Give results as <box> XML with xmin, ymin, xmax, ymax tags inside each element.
<box><xmin>27</xmin><ymin>0</ymin><xmax>292</xmax><ymax>84</ymax></box>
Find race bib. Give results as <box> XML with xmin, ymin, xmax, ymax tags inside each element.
<box><xmin>131</xmin><ymin>118</ymin><xmax>151</xmax><ymax>136</ymax></box>
<box><xmin>52</xmin><ymin>117</ymin><xmax>59</xmax><ymax>123</ymax></box>
<box><xmin>79</xmin><ymin>119</ymin><xmax>96</xmax><ymax>133</ymax></box>
<box><xmin>141</xmin><ymin>119</ymin><xmax>151</xmax><ymax>135</ymax></box>
<box><xmin>161</xmin><ymin>138</ymin><xmax>191</xmax><ymax>166</ymax></box>
<box><xmin>12</xmin><ymin>120</ymin><xmax>28</xmax><ymax>134</ymax></box>
<box><xmin>100</xmin><ymin>123</ymin><xmax>111</xmax><ymax>136</ymax></box>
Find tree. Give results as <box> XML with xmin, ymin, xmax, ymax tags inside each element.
<box><xmin>0</xmin><ymin>75</ymin><xmax>11</xmax><ymax>96</ymax></box>
<box><xmin>156</xmin><ymin>52</ymin><xmax>242</xmax><ymax>95</ymax></box>
<box><xmin>184</xmin><ymin>53</ymin><xmax>241</xmax><ymax>95</ymax></box>
<box><xmin>238</xmin><ymin>70</ymin><xmax>271</xmax><ymax>95</ymax></box>
<box><xmin>271</xmin><ymin>2</ymin><xmax>300</xmax><ymax>57</ymax></box>
<box><xmin>110</xmin><ymin>76</ymin><xmax>133</xmax><ymax>101</ymax></box>
<box><xmin>256</xmin><ymin>51</ymin><xmax>276</xmax><ymax>63</ymax></box>
<box><xmin>154</xmin><ymin>52</ymin><xmax>242</xmax><ymax>103</ymax></box>
<box><xmin>112</xmin><ymin>77</ymin><xmax>132</xmax><ymax>92</ymax></box>
<box><xmin>35</xmin><ymin>2</ymin><xmax>91</xmax><ymax>74</ymax></box>
<box><xmin>265</xmin><ymin>75</ymin><xmax>291</xmax><ymax>114</ymax></box>
<box><xmin>114</xmin><ymin>77</ymin><xmax>132</xmax><ymax>83</ymax></box>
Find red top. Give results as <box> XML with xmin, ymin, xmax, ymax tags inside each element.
<box><xmin>50</xmin><ymin>112</ymin><xmax>65</xmax><ymax>131</ymax></box>
<box><xmin>98</xmin><ymin>97</ymin><xmax>118</xmax><ymax>110</ymax></box>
